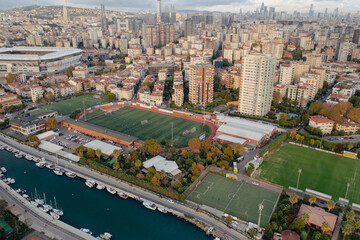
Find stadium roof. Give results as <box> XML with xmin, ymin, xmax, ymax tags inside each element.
<box><xmin>0</xmin><ymin>47</ymin><xmax>82</xmax><ymax>61</ymax></box>
<box><xmin>216</xmin><ymin>115</ymin><xmax>277</xmax><ymax>142</ymax></box>
<box><xmin>214</xmin><ymin>134</ymin><xmax>247</xmax><ymax>144</ymax></box>
<box><xmin>63</xmin><ymin>118</ymin><xmax>138</xmax><ymax>143</ymax></box>
<box><xmin>84</xmin><ymin>140</ymin><xmax>122</xmax><ymax>156</ymax></box>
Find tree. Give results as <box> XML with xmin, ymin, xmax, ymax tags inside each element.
<box><xmin>326</xmin><ymin>200</ymin><xmax>335</xmax><ymax>212</ymax></box>
<box><xmin>113</xmin><ymin>160</ymin><xmax>120</xmax><ymax>171</ymax></box>
<box><xmin>273</xmin><ymin>92</ymin><xmax>282</xmax><ymax>104</ymax></box>
<box><xmin>112</xmin><ymin>149</ymin><xmax>120</xmax><ymax>159</ymax></box>
<box><xmin>95</xmin><ymin>149</ymin><xmax>102</xmax><ymax>161</ymax></box>
<box><xmin>309</xmin><ymin>195</ymin><xmax>317</xmax><ymax>205</ymax></box>
<box><xmin>144</xmin><ymin>139</ymin><xmax>161</xmax><ymax>155</ymax></box>
<box><xmin>292</xmin><ymin>217</ymin><xmax>306</xmax><ymax>230</ymax></box>
<box><xmin>229</xmin><ymin>143</ymin><xmax>245</xmax><ymax>155</ymax></box>
<box><xmin>296</xmin><ymin>134</ymin><xmax>301</xmax><ymax>141</ymax></box>
<box><xmin>172</xmin><ymin>180</ymin><xmax>181</xmax><ymax>189</ymax></box>
<box><xmin>309</xmin><ymin>102</ymin><xmax>324</xmax><ymax>114</ymax></box>
<box><xmin>0</xmin><ymin>199</ymin><xmax>8</xmax><ymax>215</ymax></box>
<box><xmin>333</xmin><ymin>101</ymin><xmax>353</xmax><ymax>116</ymax></box>
<box><xmin>347</xmin><ymin>108</ymin><xmax>360</xmax><ymax>123</ymax></box>
<box><xmin>86</xmin><ymin>148</ymin><xmax>96</xmax><ymax>158</ymax></box>
<box><xmin>135</xmin><ymin>159</ymin><xmax>142</xmax><ymax>168</ymax></box>
<box><xmin>301</xmin><ymin>213</ymin><xmax>310</xmax><ymax>225</ymax></box>
<box><xmin>289</xmin><ymin>193</ymin><xmax>298</xmax><ymax>205</ymax></box>
<box><xmin>5</xmin><ymin>73</ymin><xmax>15</xmax><ymax>83</ymax></box>
<box><xmin>225</xmin><ymin>216</ymin><xmax>233</xmax><ymax>223</ymax></box>
<box><xmin>65</xmin><ymin>66</ymin><xmax>75</xmax><ymax>77</ymax></box>
<box><xmin>313</xmin><ymin>231</ymin><xmax>321</xmax><ymax>240</ymax></box>
<box><xmin>346</xmin><ymin>209</ymin><xmax>355</xmax><ymax>221</ymax></box>
<box><xmin>321</xmin><ymin>221</ymin><xmax>330</xmax><ymax>234</ymax></box>
<box><xmin>342</xmin><ymin>221</ymin><xmax>354</xmax><ymax>239</ymax></box>
<box><xmin>310</xmin><ymin>139</ymin><xmax>315</xmax><ymax>146</ymax></box>
<box><xmin>279</xmin><ymin>113</ymin><xmax>288</xmax><ymax>121</ymax></box>
<box><xmin>151</xmin><ymin>176</ymin><xmax>161</xmax><ymax>186</ymax></box>
<box><xmin>188</xmin><ymin>138</ymin><xmax>201</xmax><ymax>154</ymax></box>
<box><xmin>107</xmin><ymin>92</ymin><xmax>116</xmax><ymax>102</ymax></box>
<box><xmin>47</xmin><ymin>117</ymin><xmax>57</xmax><ymax>129</ymax></box>
<box><xmin>353</xmin><ymin>219</ymin><xmax>360</xmax><ymax>231</ymax></box>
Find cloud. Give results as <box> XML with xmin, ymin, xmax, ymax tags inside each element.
<box><xmin>0</xmin><ymin>0</ymin><xmax>358</xmax><ymax>12</ymax></box>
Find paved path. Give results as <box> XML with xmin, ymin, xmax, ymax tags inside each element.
<box><xmin>0</xmin><ymin>134</ymin><xmax>249</xmax><ymax>240</ymax></box>
<box><xmin>0</xmin><ymin>180</ymin><xmax>94</xmax><ymax>240</ymax></box>
<box><xmin>332</xmin><ymin>212</ymin><xmax>344</xmax><ymax>240</ymax></box>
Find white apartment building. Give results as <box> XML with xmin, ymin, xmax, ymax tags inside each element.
<box><xmin>238</xmin><ymin>54</ymin><xmax>276</xmax><ymax>117</ymax></box>
<box><xmin>279</xmin><ymin>64</ymin><xmax>294</xmax><ymax>85</ymax></box>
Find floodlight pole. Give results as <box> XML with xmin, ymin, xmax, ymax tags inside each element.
<box><xmin>257</xmin><ymin>204</ymin><xmax>264</xmax><ymax>233</ymax></box>
<box><xmin>297</xmin><ymin>168</ymin><xmax>302</xmax><ymax>189</ymax></box>
<box><xmin>83</xmin><ymin>100</ymin><xmax>86</xmax><ymax>121</ymax></box>
<box><xmin>345</xmin><ymin>183</ymin><xmax>350</xmax><ymax>199</ymax></box>
<box><xmin>171</xmin><ymin>121</ymin><xmax>174</xmax><ymax>147</ymax></box>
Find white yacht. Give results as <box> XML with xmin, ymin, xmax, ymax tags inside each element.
<box><xmin>158</xmin><ymin>207</ymin><xmax>167</xmax><ymax>213</ymax></box>
<box><xmin>142</xmin><ymin>201</ymin><xmax>157</xmax><ymax>210</ymax></box>
<box><xmin>99</xmin><ymin>232</ymin><xmax>112</xmax><ymax>240</ymax></box>
<box><xmin>49</xmin><ymin>211</ymin><xmax>60</xmax><ymax>220</ymax></box>
<box><xmin>1</xmin><ymin>167</ymin><xmax>6</xmax><ymax>173</ymax></box>
<box><xmin>118</xmin><ymin>192</ymin><xmax>128</xmax><ymax>199</ymax></box>
<box><xmin>35</xmin><ymin>162</ymin><xmax>46</xmax><ymax>168</ymax></box>
<box><xmin>96</xmin><ymin>184</ymin><xmax>105</xmax><ymax>190</ymax></box>
<box><xmin>35</xmin><ymin>198</ymin><xmax>44</xmax><ymax>205</ymax></box>
<box><xmin>53</xmin><ymin>209</ymin><xmax>64</xmax><ymax>216</ymax></box>
<box><xmin>65</xmin><ymin>172</ymin><xmax>76</xmax><ymax>178</ymax></box>
<box><xmin>53</xmin><ymin>169</ymin><xmax>63</xmax><ymax>176</ymax></box>
<box><xmin>80</xmin><ymin>228</ymin><xmax>93</xmax><ymax>235</ymax></box>
<box><xmin>106</xmin><ymin>187</ymin><xmax>116</xmax><ymax>194</ymax></box>
<box><xmin>85</xmin><ymin>180</ymin><xmax>95</xmax><ymax>188</ymax></box>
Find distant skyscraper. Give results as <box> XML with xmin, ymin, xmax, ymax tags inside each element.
<box><xmin>189</xmin><ymin>64</ymin><xmax>214</xmax><ymax>105</ymax></box>
<box><xmin>185</xmin><ymin>18</ymin><xmax>194</xmax><ymax>37</ymax></box>
<box><xmin>238</xmin><ymin>54</ymin><xmax>276</xmax><ymax>117</ymax></box>
<box><xmin>100</xmin><ymin>4</ymin><xmax>107</xmax><ymax>32</ymax></box>
<box><xmin>309</xmin><ymin>4</ymin><xmax>314</xmax><ymax>17</ymax></box>
<box><xmin>63</xmin><ymin>0</ymin><xmax>68</xmax><ymax>22</ymax></box>
<box><xmin>156</xmin><ymin>0</ymin><xmax>162</xmax><ymax>23</ymax></box>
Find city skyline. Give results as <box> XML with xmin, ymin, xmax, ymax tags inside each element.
<box><xmin>0</xmin><ymin>0</ymin><xmax>359</xmax><ymax>13</ymax></box>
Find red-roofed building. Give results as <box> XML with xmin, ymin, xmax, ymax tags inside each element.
<box><xmin>298</xmin><ymin>204</ymin><xmax>337</xmax><ymax>235</ymax></box>
<box><xmin>309</xmin><ymin>115</ymin><xmax>334</xmax><ymax>134</ymax></box>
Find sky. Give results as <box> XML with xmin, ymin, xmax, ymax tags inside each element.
<box><xmin>0</xmin><ymin>0</ymin><xmax>358</xmax><ymax>13</ymax></box>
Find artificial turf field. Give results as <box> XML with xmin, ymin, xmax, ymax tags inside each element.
<box><xmin>257</xmin><ymin>143</ymin><xmax>360</xmax><ymax>203</ymax></box>
<box><xmin>40</xmin><ymin>95</ymin><xmax>106</xmax><ymax>115</ymax></box>
<box><xmin>187</xmin><ymin>174</ymin><xmax>279</xmax><ymax>227</ymax></box>
<box><xmin>85</xmin><ymin>107</ymin><xmax>211</xmax><ymax>148</ymax></box>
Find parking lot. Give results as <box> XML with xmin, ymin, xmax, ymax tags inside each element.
<box><xmin>52</xmin><ymin>126</ymin><xmax>94</xmax><ymax>151</ymax></box>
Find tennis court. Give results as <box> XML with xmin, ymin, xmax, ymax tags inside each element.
<box><xmin>187</xmin><ymin>174</ymin><xmax>279</xmax><ymax>227</ymax></box>
<box><xmin>85</xmin><ymin>107</ymin><xmax>211</xmax><ymax>148</ymax></box>
<box><xmin>40</xmin><ymin>95</ymin><xmax>106</xmax><ymax>115</ymax></box>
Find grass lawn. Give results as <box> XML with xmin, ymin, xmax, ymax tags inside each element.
<box><xmin>81</xmin><ymin>110</ymin><xmax>105</xmax><ymax>120</ymax></box>
<box><xmin>257</xmin><ymin>143</ymin><xmax>360</xmax><ymax>203</ymax></box>
<box><xmin>85</xmin><ymin>106</ymin><xmax>211</xmax><ymax>148</ymax></box>
<box><xmin>40</xmin><ymin>95</ymin><xmax>106</xmax><ymax>115</ymax></box>
<box><xmin>187</xmin><ymin>174</ymin><xmax>279</xmax><ymax>227</ymax></box>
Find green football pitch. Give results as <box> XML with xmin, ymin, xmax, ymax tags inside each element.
<box><xmin>85</xmin><ymin>107</ymin><xmax>211</xmax><ymax>148</ymax></box>
<box><xmin>187</xmin><ymin>174</ymin><xmax>279</xmax><ymax>227</ymax></box>
<box><xmin>257</xmin><ymin>143</ymin><xmax>360</xmax><ymax>203</ymax></box>
<box><xmin>40</xmin><ymin>95</ymin><xmax>106</xmax><ymax>115</ymax></box>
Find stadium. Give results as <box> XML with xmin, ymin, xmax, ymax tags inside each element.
<box><xmin>0</xmin><ymin>47</ymin><xmax>82</xmax><ymax>76</ymax></box>
<box><xmin>61</xmin><ymin>102</ymin><xmax>217</xmax><ymax>149</ymax></box>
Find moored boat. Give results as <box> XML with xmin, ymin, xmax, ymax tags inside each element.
<box><xmin>142</xmin><ymin>201</ymin><xmax>156</xmax><ymax>211</ymax></box>
<box><xmin>85</xmin><ymin>180</ymin><xmax>95</xmax><ymax>188</ymax></box>
<box><xmin>53</xmin><ymin>169</ymin><xmax>63</xmax><ymax>176</ymax></box>
<box><xmin>99</xmin><ymin>232</ymin><xmax>112</xmax><ymax>240</ymax></box>
<box><xmin>158</xmin><ymin>207</ymin><xmax>167</xmax><ymax>213</ymax></box>
<box><xmin>118</xmin><ymin>192</ymin><xmax>128</xmax><ymax>199</ymax></box>
<box><xmin>106</xmin><ymin>187</ymin><xmax>116</xmax><ymax>194</ymax></box>
<box><xmin>53</xmin><ymin>209</ymin><xmax>64</xmax><ymax>216</ymax></box>
<box><xmin>80</xmin><ymin>228</ymin><xmax>93</xmax><ymax>235</ymax></box>
<box><xmin>96</xmin><ymin>184</ymin><xmax>105</xmax><ymax>190</ymax></box>
<box><xmin>35</xmin><ymin>162</ymin><xmax>46</xmax><ymax>168</ymax></box>
<box><xmin>45</xmin><ymin>163</ymin><xmax>55</xmax><ymax>170</ymax></box>
<box><xmin>22</xmin><ymin>194</ymin><xmax>31</xmax><ymax>201</ymax></box>
<box><xmin>49</xmin><ymin>211</ymin><xmax>60</xmax><ymax>220</ymax></box>
<box><xmin>65</xmin><ymin>172</ymin><xmax>76</xmax><ymax>178</ymax></box>
<box><xmin>1</xmin><ymin>167</ymin><xmax>6</xmax><ymax>173</ymax></box>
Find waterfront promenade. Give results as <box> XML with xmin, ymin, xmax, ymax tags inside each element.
<box><xmin>0</xmin><ymin>134</ymin><xmax>249</xmax><ymax>240</ymax></box>
<box><xmin>0</xmin><ymin>180</ymin><xmax>95</xmax><ymax>240</ymax></box>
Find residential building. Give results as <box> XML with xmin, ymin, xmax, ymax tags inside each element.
<box><xmin>30</xmin><ymin>86</ymin><xmax>43</xmax><ymax>103</ymax></box>
<box><xmin>0</xmin><ymin>93</ymin><xmax>22</xmax><ymax>108</ymax></box>
<box><xmin>238</xmin><ymin>54</ymin><xmax>276</xmax><ymax>117</ymax></box>
<box><xmin>279</xmin><ymin>64</ymin><xmax>294</xmax><ymax>85</ymax></box>
<box><xmin>11</xmin><ymin>114</ymin><xmax>46</xmax><ymax>136</ymax></box>
<box><xmin>189</xmin><ymin>64</ymin><xmax>214</xmax><ymax>105</ymax></box>
<box><xmin>309</xmin><ymin>115</ymin><xmax>334</xmax><ymax>134</ymax></box>
<box><xmin>335</xmin><ymin>119</ymin><xmax>360</xmax><ymax>134</ymax></box>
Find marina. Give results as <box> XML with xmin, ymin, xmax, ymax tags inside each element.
<box><xmin>0</xmin><ymin>144</ymin><xmax>210</xmax><ymax>240</ymax></box>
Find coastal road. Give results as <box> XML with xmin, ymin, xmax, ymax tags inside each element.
<box><xmin>0</xmin><ymin>181</ymin><xmax>94</xmax><ymax>240</ymax></box>
<box><xmin>0</xmin><ymin>135</ymin><xmax>249</xmax><ymax>240</ymax></box>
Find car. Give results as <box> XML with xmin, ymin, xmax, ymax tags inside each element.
<box><xmin>252</xmin><ymin>181</ymin><xmax>260</xmax><ymax>186</ymax></box>
<box><xmin>167</xmin><ymin>199</ymin><xmax>175</xmax><ymax>204</ymax></box>
<box><xmin>344</xmin><ymin>137</ymin><xmax>349</xmax><ymax>140</ymax></box>
<box><xmin>328</xmin><ymin>138</ymin><xmax>332</xmax><ymax>141</ymax></box>
<box><xmin>349</xmin><ymin>137</ymin><xmax>354</xmax><ymax>139</ymax></box>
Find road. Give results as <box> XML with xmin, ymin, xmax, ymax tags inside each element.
<box><xmin>0</xmin><ymin>134</ymin><xmax>250</xmax><ymax>240</ymax></box>
<box><xmin>0</xmin><ymin>180</ymin><xmax>94</xmax><ymax>240</ymax></box>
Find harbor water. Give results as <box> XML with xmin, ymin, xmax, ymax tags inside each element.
<box><xmin>0</xmin><ymin>150</ymin><xmax>210</xmax><ymax>240</ymax></box>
